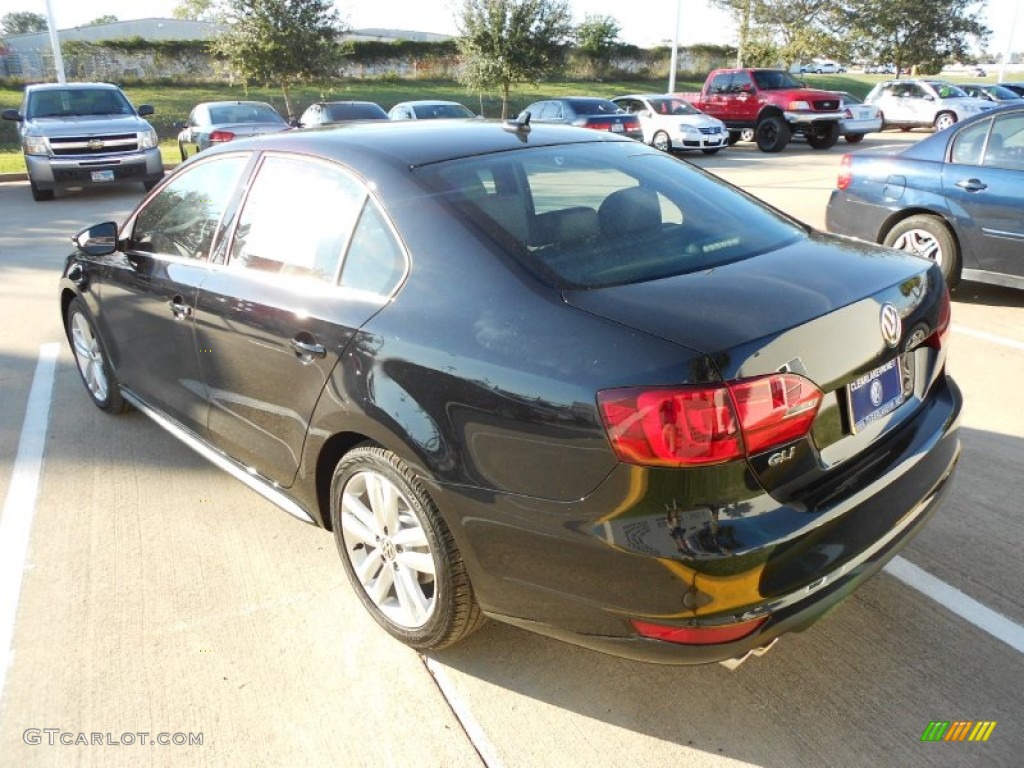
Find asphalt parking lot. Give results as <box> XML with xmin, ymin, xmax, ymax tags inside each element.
<box><xmin>0</xmin><ymin>132</ymin><xmax>1022</xmax><ymax>767</ymax></box>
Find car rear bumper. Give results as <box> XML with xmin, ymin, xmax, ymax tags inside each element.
<box><xmin>840</xmin><ymin>117</ymin><xmax>883</xmax><ymax>135</ymax></box>
<box><xmin>26</xmin><ymin>148</ymin><xmax>164</xmax><ymax>189</ymax></box>
<box><xmin>825</xmin><ymin>189</ymin><xmax>891</xmax><ymax>241</ymax></box>
<box><xmin>433</xmin><ymin>373</ymin><xmax>962</xmax><ymax>664</ymax></box>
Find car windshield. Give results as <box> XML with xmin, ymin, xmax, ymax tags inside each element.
<box><xmin>752</xmin><ymin>71</ymin><xmax>803</xmax><ymax>90</ymax></box>
<box><xmin>839</xmin><ymin>92</ymin><xmax>862</xmax><ymax>105</ymax></box>
<box><xmin>647</xmin><ymin>97</ymin><xmax>700</xmax><ymax>116</ymax></box>
<box><xmin>27</xmin><ymin>88</ymin><xmax>134</xmax><ymax>118</ymax></box>
<box><xmin>983</xmin><ymin>85</ymin><xmax>1023</xmax><ymax>100</ymax></box>
<box><xmin>412</xmin><ymin>103</ymin><xmax>475</xmax><ymax>119</ymax></box>
<box><xmin>208</xmin><ymin>104</ymin><xmax>286</xmax><ymax>125</ymax></box>
<box><xmin>324</xmin><ymin>103</ymin><xmax>388</xmax><ymax>121</ymax></box>
<box><xmin>416</xmin><ymin>142</ymin><xmax>805</xmax><ymax>290</ymax></box>
<box><xmin>928</xmin><ymin>83</ymin><xmax>969</xmax><ymax>99</ymax></box>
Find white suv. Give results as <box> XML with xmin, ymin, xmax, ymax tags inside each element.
<box><xmin>864</xmin><ymin>79</ymin><xmax>997</xmax><ymax>131</ymax></box>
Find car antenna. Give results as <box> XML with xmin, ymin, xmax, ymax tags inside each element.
<box><xmin>503</xmin><ymin>110</ymin><xmax>531</xmax><ymax>137</ymax></box>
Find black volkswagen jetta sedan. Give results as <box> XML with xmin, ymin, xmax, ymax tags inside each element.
<box><xmin>61</xmin><ymin>119</ymin><xmax>961</xmax><ymax>666</ymax></box>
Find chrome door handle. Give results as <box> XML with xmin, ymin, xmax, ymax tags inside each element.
<box><xmin>955</xmin><ymin>178</ymin><xmax>987</xmax><ymax>192</ymax></box>
<box><xmin>290</xmin><ymin>337</ymin><xmax>326</xmax><ymax>360</ymax></box>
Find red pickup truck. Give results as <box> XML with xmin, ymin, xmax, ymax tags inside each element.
<box><xmin>679</xmin><ymin>68</ymin><xmax>844</xmax><ymax>153</ymax></box>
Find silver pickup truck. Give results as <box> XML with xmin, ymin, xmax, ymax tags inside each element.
<box><xmin>2</xmin><ymin>82</ymin><xmax>164</xmax><ymax>201</ymax></box>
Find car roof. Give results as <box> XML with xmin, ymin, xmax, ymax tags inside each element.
<box><xmin>199</xmin><ymin>100</ymin><xmax>277</xmax><ymax>108</ymax></box>
<box><xmin>25</xmin><ymin>82</ymin><xmax>121</xmax><ymax>91</ymax></box>
<box><xmin>212</xmin><ymin>118</ymin><xmax>633</xmax><ymax>170</ymax></box>
<box><xmin>391</xmin><ymin>100</ymin><xmax>465</xmax><ymax>107</ymax></box>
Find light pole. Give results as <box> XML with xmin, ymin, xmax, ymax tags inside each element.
<box><xmin>43</xmin><ymin>0</ymin><xmax>66</xmax><ymax>83</ymax></box>
<box><xmin>668</xmin><ymin>0</ymin><xmax>681</xmax><ymax>93</ymax></box>
<box><xmin>997</xmin><ymin>2</ymin><xmax>1020</xmax><ymax>82</ymax></box>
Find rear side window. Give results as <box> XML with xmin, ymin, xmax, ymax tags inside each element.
<box><xmin>340</xmin><ymin>203</ymin><xmax>407</xmax><ymax>295</ymax></box>
<box><xmin>229</xmin><ymin>155</ymin><xmax>365</xmax><ymax>283</ymax></box>
<box><xmin>951</xmin><ymin>119</ymin><xmax>990</xmax><ymax>166</ymax></box>
<box><xmin>417</xmin><ymin>142</ymin><xmax>804</xmax><ymax>289</ymax></box>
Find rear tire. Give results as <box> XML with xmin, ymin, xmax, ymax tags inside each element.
<box><xmin>844</xmin><ymin>134</ymin><xmax>865</xmax><ymax>144</ymax></box>
<box><xmin>755</xmin><ymin>116</ymin><xmax>790</xmax><ymax>152</ymax></box>
<box><xmin>806</xmin><ymin>122</ymin><xmax>840</xmax><ymax>150</ymax></box>
<box><xmin>330</xmin><ymin>446</ymin><xmax>485</xmax><ymax>650</ymax></box>
<box><xmin>883</xmin><ymin>214</ymin><xmax>960</xmax><ymax>287</ymax></box>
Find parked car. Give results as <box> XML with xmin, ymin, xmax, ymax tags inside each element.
<box><xmin>387</xmin><ymin>100</ymin><xmax>476</xmax><ymax>120</ymax></box>
<box><xmin>835</xmin><ymin>91</ymin><xmax>883</xmax><ymax>143</ymax></box>
<box><xmin>866</xmin><ymin>64</ymin><xmax>896</xmax><ymax>75</ymax></box>
<box><xmin>999</xmin><ymin>82</ymin><xmax>1024</xmax><ymax>97</ymax></box>
<box><xmin>61</xmin><ymin>120</ymin><xmax>960</xmax><ymax>666</ymax></box>
<box><xmin>808</xmin><ymin>61</ymin><xmax>846</xmax><ymax>74</ymax></box>
<box><xmin>612</xmin><ymin>94</ymin><xmax>727</xmax><ymax>153</ymax></box>
<box><xmin>959</xmin><ymin>83</ymin><xmax>1024</xmax><ymax>103</ymax></box>
<box><xmin>297</xmin><ymin>100</ymin><xmax>388</xmax><ymax>127</ymax></box>
<box><xmin>864</xmin><ymin>79</ymin><xmax>998</xmax><ymax>131</ymax></box>
<box><xmin>827</xmin><ymin>104</ymin><xmax>1024</xmax><ymax>290</ymax></box>
<box><xmin>177</xmin><ymin>101</ymin><xmax>289</xmax><ymax>160</ymax></box>
<box><xmin>521</xmin><ymin>97</ymin><xmax>643</xmax><ymax>141</ymax></box>
<box><xmin>1</xmin><ymin>82</ymin><xmax>163</xmax><ymax>201</ymax></box>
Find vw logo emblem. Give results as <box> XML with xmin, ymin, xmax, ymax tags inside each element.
<box><xmin>879</xmin><ymin>303</ymin><xmax>901</xmax><ymax>349</ymax></box>
<box><xmin>869</xmin><ymin>379</ymin><xmax>884</xmax><ymax>407</ymax></box>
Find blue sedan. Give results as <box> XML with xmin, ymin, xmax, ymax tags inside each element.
<box><xmin>826</xmin><ymin>105</ymin><xmax>1024</xmax><ymax>289</ymax></box>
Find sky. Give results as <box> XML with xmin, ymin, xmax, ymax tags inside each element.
<box><xmin>0</xmin><ymin>0</ymin><xmax>1020</xmax><ymax>58</ymax></box>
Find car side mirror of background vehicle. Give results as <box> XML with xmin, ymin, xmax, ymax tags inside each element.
<box><xmin>73</xmin><ymin>222</ymin><xmax>119</xmax><ymax>256</ymax></box>
<box><xmin>2</xmin><ymin>108</ymin><xmax>22</xmax><ymax>122</ymax></box>
<box><xmin>289</xmin><ymin>118</ymin><xmax>302</xmax><ymax>128</ymax></box>
<box><xmin>137</xmin><ymin>105</ymin><xmax>155</xmax><ymax>116</ymax></box>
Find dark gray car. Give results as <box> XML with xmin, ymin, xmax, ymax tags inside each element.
<box><xmin>1</xmin><ymin>82</ymin><xmax>164</xmax><ymax>201</ymax></box>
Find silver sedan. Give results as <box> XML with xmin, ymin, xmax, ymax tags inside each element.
<box><xmin>177</xmin><ymin>101</ymin><xmax>290</xmax><ymax>160</ymax></box>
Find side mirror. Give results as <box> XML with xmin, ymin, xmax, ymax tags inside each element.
<box><xmin>2</xmin><ymin>108</ymin><xmax>22</xmax><ymax>122</ymax></box>
<box><xmin>137</xmin><ymin>104</ymin><xmax>155</xmax><ymax>116</ymax></box>
<box><xmin>73</xmin><ymin>222</ymin><xmax>119</xmax><ymax>256</ymax></box>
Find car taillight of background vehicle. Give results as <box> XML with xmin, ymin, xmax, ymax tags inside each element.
<box><xmin>837</xmin><ymin>154</ymin><xmax>852</xmax><ymax>190</ymax></box>
<box><xmin>597</xmin><ymin>373</ymin><xmax>823</xmax><ymax>467</ymax></box>
<box><xmin>209</xmin><ymin>130</ymin><xmax>236</xmax><ymax>143</ymax></box>
<box><xmin>927</xmin><ymin>282</ymin><xmax>952</xmax><ymax>350</ymax></box>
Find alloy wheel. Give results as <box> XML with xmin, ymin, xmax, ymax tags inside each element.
<box><xmin>890</xmin><ymin>228</ymin><xmax>944</xmax><ymax>268</ymax></box>
<box><xmin>71</xmin><ymin>311</ymin><xmax>109</xmax><ymax>403</ymax></box>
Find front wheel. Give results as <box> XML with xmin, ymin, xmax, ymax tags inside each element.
<box><xmin>807</xmin><ymin>122</ymin><xmax>840</xmax><ymax>149</ymax></box>
<box><xmin>756</xmin><ymin>116</ymin><xmax>790</xmax><ymax>152</ymax></box>
<box><xmin>330</xmin><ymin>446</ymin><xmax>485</xmax><ymax>650</ymax></box>
<box><xmin>883</xmin><ymin>214</ymin><xmax>960</xmax><ymax>287</ymax></box>
<box><xmin>65</xmin><ymin>297</ymin><xmax>127</xmax><ymax>413</ymax></box>
<box><xmin>934</xmin><ymin>111</ymin><xmax>957</xmax><ymax>132</ymax></box>
<box><xmin>29</xmin><ymin>179</ymin><xmax>54</xmax><ymax>202</ymax></box>
<box><xmin>651</xmin><ymin>130</ymin><xmax>672</xmax><ymax>152</ymax></box>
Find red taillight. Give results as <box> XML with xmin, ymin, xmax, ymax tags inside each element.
<box><xmin>926</xmin><ymin>281</ymin><xmax>952</xmax><ymax>350</ymax></box>
<box><xmin>597</xmin><ymin>374</ymin><xmax>822</xmax><ymax>467</ymax></box>
<box><xmin>632</xmin><ymin>616</ymin><xmax>767</xmax><ymax>645</ymax></box>
<box><xmin>837</xmin><ymin>154</ymin><xmax>852</xmax><ymax>190</ymax></box>
<box><xmin>587</xmin><ymin>121</ymin><xmax>612</xmax><ymax>131</ymax></box>
<box><xmin>209</xmin><ymin>130</ymin><xmax>236</xmax><ymax>143</ymax></box>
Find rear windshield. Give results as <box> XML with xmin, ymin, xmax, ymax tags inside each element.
<box><xmin>412</xmin><ymin>103</ymin><xmax>475</xmax><ymax>119</ymax></box>
<box><xmin>566</xmin><ymin>99</ymin><xmax>621</xmax><ymax>115</ymax></box>
<box><xmin>647</xmin><ymin>97</ymin><xmax>700</xmax><ymax>116</ymax></box>
<box><xmin>415</xmin><ymin>141</ymin><xmax>804</xmax><ymax>289</ymax></box>
<box><xmin>324</xmin><ymin>103</ymin><xmax>387</xmax><ymax>121</ymax></box>
<box><xmin>27</xmin><ymin>88</ymin><xmax>133</xmax><ymax>118</ymax></box>
<box><xmin>208</xmin><ymin>104</ymin><xmax>285</xmax><ymax>125</ymax></box>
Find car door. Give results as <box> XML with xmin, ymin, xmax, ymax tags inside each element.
<box><xmin>181</xmin><ymin>106</ymin><xmax>205</xmax><ymax>158</ymax></box>
<box><xmin>95</xmin><ymin>153</ymin><xmax>251</xmax><ymax>430</ymax></box>
<box><xmin>195</xmin><ymin>152</ymin><xmax>408</xmax><ymax>487</ymax></box>
<box><xmin>944</xmin><ymin>112</ymin><xmax>1024</xmax><ymax>278</ymax></box>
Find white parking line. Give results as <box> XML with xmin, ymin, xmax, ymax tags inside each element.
<box><xmin>953</xmin><ymin>324</ymin><xmax>1024</xmax><ymax>351</ymax></box>
<box><xmin>885</xmin><ymin>556</ymin><xmax>1024</xmax><ymax>655</ymax></box>
<box><xmin>424</xmin><ymin>656</ymin><xmax>504</xmax><ymax>768</ymax></box>
<box><xmin>0</xmin><ymin>343</ymin><xmax>60</xmax><ymax>708</ymax></box>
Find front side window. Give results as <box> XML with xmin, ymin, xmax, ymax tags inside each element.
<box><xmin>418</xmin><ymin>142</ymin><xmax>804</xmax><ymax>289</ymax></box>
<box><xmin>229</xmin><ymin>155</ymin><xmax>366</xmax><ymax>283</ymax></box>
<box><xmin>130</xmin><ymin>155</ymin><xmax>248</xmax><ymax>260</ymax></box>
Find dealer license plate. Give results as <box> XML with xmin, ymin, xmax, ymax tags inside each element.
<box><xmin>91</xmin><ymin>170</ymin><xmax>115</xmax><ymax>182</ymax></box>
<box><xmin>847</xmin><ymin>358</ymin><xmax>904</xmax><ymax>433</ymax></box>
<box><xmin>611</xmin><ymin>123</ymin><xmax>624</xmax><ymax>132</ymax></box>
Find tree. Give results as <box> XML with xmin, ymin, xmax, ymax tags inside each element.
<box><xmin>173</xmin><ymin>0</ymin><xmax>220</xmax><ymax>21</ymax></box>
<box><xmin>88</xmin><ymin>15</ymin><xmax>119</xmax><ymax>26</ymax></box>
<box><xmin>212</xmin><ymin>0</ymin><xmax>349</xmax><ymax>119</ymax></box>
<box><xmin>1</xmin><ymin>11</ymin><xmax>48</xmax><ymax>35</ymax></box>
<box><xmin>843</xmin><ymin>0</ymin><xmax>989</xmax><ymax>76</ymax></box>
<box><xmin>457</xmin><ymin>0</ymin><xmax>573</xmax><ymax>119</ymax></box>
<box><xmin>575</xmin><ymin>14</ymin><xmax>620</xmax><ymax>75</ymax></box>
